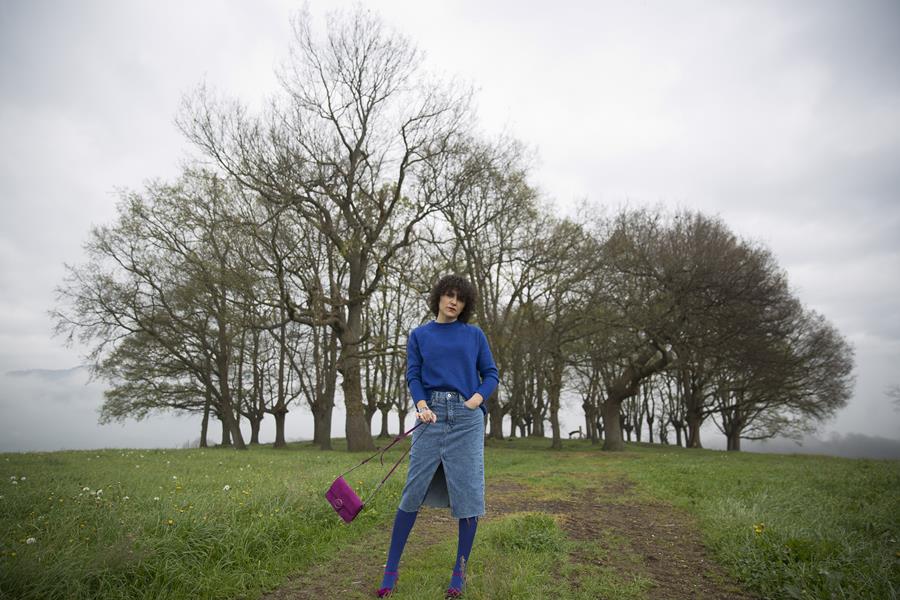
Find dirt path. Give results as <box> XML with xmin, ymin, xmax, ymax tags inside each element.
<box><xmin>557</xmin><ymin>477</ymin><xmax>755</xmax><ymax>600</ymax></box>
<box><xmin>262</xmin><ymin>475</ymin><xmax>756</xmax><ymax>600</ymax></box>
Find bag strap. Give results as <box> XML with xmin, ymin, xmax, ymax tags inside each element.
<box><xmin>339</xmin><ymin>421</ymin><xmax>427</xmax><ymax>505</ymax></box>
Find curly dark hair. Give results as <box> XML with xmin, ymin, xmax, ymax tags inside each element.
<box><xmin>428</xmin><ymin>274</ymin><xmax>477</xmax><ymax>323</ymax></box>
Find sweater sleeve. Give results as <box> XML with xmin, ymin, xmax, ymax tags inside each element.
<box><xmin>474</xmin><ymin>328</ymin><xmax>499</xmax><ymax>403</ymax></box>
<box><xmin>406</xmin><ymin>329</ymin><xmax>428</xmax><ymax>406</ymax></box>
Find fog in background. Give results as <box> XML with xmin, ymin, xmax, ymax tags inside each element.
<box><xmin>1</xmin><ymin>0</ymin><xmax>898</xmax><ymax>456</ymax></box>
<box><xmin>3</xmin><ymin>368</ymin><xmax>898</xmax><ymax>460</ymax></box>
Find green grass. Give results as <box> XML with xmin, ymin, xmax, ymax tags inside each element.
<box><xmin>0</xmin><ymin>442</ymin><xmax>402</xmax><ymax>599</ymax></box>
<box><xmin>615</xmin><ymin>442</ymin><xmax>900</xmax><ymax>599</ymax></box>
<box><xmin>379</xmin><ymin>511</ymin><xmax>650</xmax><ymax>600</ymax></box>
<box><xmin>1</xmin><ymin>438</ymin><xmax>898</xmax><ymax>599</ymax></box>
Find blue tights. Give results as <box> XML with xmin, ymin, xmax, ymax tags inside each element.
<box><xmin>380</xmin><ymin>508</ymin><xmax>418</xmax><ymax>591</ymax></box>
<box><xmin>450</xmin><ymin>516</ymin><xmax>478</xmax><ymax>590</ymax></box>
<box><xmin>379</xmin><ymin>510</ymin><xmax>479</xmax><ymax>593</ymax></box>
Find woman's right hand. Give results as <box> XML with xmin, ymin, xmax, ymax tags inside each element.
<box><xmin>416</xmin><ymin>406</ymin><xmax>437</xmax><ymax>423</ymax></box>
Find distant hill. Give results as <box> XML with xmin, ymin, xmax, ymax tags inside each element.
<box><xmin>742</xmin><ymin>432</ymin><xmax>900</xmax><ymax>460</ymax></box>
<box><xmin>5</xmin><ymin>366</ymin><xmax>87</xmax><ymax>381</ymax></box>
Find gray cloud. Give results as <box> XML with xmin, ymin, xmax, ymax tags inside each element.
<box><xmin>1</xmin><ymin>0</ymin><xmax>898</xmax><ymax>450</ymax></box>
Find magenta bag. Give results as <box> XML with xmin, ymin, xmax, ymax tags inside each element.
<box><xmin>325</xmin><ymin>476</ymin><xmax>364</xmax><ymax>523</ymax></box>
<box><xmin>325</xmin><ymin>422</ymin><xmax>423</xmax><ymax>523</ymax></box>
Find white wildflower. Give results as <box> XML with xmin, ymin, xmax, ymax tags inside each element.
<box><xmin>26</xmin><ymin>537</ymin><xmax>36</xmax><ymax>545</ymax></box>
<box><xmin>82</xmin><ymin>487</ymin><xmax>90</xmax><ymax>492</ymax></box>
<box><xmin>122</xmin><ymin>496</ymin><xmax>129</xmax><ymax>501</ymax></box>
<box><xmin>96</xmin><ymin>489</ymin><xmax>103</xmax><ymax>496</ymax></box>
<box><xmin>223</xmin><ymin>485</ymin><xmax>231</xmax><ymax>492</ymax></box>
<box><xmin>11</xmin><ymin>481</ymin><xmax>18</xmax><ymax>485</ymax></box>
<box><xmin>153</xmin><ymin>496</ymin><xmax>160</xmax><ymax>501</ymax></box>
<box><xmin>172</xmin><ymin>476</ymin><xmax>177</xmax><ymax>480</ymax></box>
<box><xmin>9</xmin><ymin>476</ymin><xmax>16</xmax><ymax>481</ymax></box>
<box><xmin>19</xmin><ymin>477</ymin><xmax>26</xmax><ymax>481</ymax></box>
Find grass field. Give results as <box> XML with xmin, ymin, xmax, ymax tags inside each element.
<box><xmin>1</xmin><ymin>438</ymin><xmax>897</xmax><ymax>599</ymax></box>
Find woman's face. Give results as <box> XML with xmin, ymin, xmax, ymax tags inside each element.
<box><xmin>437</xmin><ymin>290</ymin><xmax>465</xmax><ymax>322</ymax></box>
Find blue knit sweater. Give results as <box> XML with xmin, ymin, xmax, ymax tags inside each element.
<box><xmin>406</xmin><ymin>320</ymin><xmax>499</xmax><ymax>414</ymax></box>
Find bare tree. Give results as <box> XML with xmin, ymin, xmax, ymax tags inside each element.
<box><xmin>54</xmin><ymin>170</ymin><xmax>258</xmax><ymax>449</ymax></box>
<box><xmin>526</xmin><ymin>218</ymin><xmax>599</xmax><ymax>449</ymax></box>
<box><xmin>364</xmin><ymin>253</ymin><xmax>421</xmax><ymax>438</ymax></box>
<box><xmin>428</xmin><ymin>139</ymin><xmax>543</xmax><ymax>439</ymax></box>
<box><xmin>713</xmin><ymin>306</ymin><xmax>854</xmax><ymax>450</ymax></box>
<box><xmin>180</xmin><ymin>7</ymin><xmax>477</xmax><ymax>451</ymax></box>
<box><xmin>585</xmin><ymin>208</ymin><xmax>674</xmax><ymax>450</ymax></box>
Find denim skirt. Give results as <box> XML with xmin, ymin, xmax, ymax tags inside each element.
<box><xmin>398</xmin><ymin>391</ymin><xmax>485</xmax><ymax>519</ymax></box>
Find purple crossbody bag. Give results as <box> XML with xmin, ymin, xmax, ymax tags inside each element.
<box><xmin>325</xmin><ymin>421</ymin><xmax>424</xmax><ymax>523</ymax></box>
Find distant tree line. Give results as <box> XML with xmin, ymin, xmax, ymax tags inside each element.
<box><xmin>53</xmin><ymin>8</ymin><xmax>854</xmax><ymax>453</ymax></box>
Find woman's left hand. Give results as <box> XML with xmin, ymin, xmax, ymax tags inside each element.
<box><xmin>464</xmin><ymin>393</ymin><xmax>483</xmax><ymax>410</ymax></box>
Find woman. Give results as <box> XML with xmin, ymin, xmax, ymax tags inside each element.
<box><xmin>377</xmin><ymin>274</ymin><xmax>499</xmax><ymax>598</ymax></box>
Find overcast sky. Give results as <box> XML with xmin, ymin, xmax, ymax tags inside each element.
<box><xmin>1</xmin><ymin>0</ymin><xmax>898</xmax><ymax>453</ymax></box>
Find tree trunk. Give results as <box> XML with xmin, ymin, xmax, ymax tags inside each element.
<box><xmin>271</xmin><ymin>322</ymin><xmax>288</xmax><ymax>449</ymax></box>
<box><xmin>220</xmin><ymin>415</ymin><xmax>231</xmax><ymax>446</ymax></box>
<box><xmin>584</xmin><ymin>404</ymin><xmax>597</xmax><ymax>444</ymax></box>
<box><xmin>646</xmin><ymin>416</ymin><xmax>654</xmax><ymax>444</ymax></box>
<box><xmin>312</xmin><ymin>333</ymin><xmax>338</xmax><ymax>450</ymax></box>
<box><xmin>215</xmin><ymin>314</ymin><xmax>246</xmax><ymax>450</ymax></box>
<box><xmin>313</xmin><ymin>404</ymin><xmax>333</xmax><ymax>450</ymax></box>
<box><xmin>273</xmin><ymin>406</ymin><xmax>288</xmax><ymax>448</ymax></box>
<box><xmin>488</xmin><ymin>391</ymin><xmax>504</xmax><ymax>440</ymax></box>
<box><xmin>548</xmin><ymin>360</ymin><xmax>564</xmax><ymax>450</ymax></box>
<box><xmin>589</xmin><ymin>416</ymin><xmax>600</xmax><ymax>444</ymax></box>
<box><xmin>726</xmin><ymin>430</ymin><xmax>742</xmax><ymax>451</ymax></box>
<box><xmin>530</xmin><ymin>388</ymin><xmax>545</xmax><ymax>437</ymax></box>
<box><xmin>249</xmin><ymin>417</ymin><xmax>261</xmax><ymax>445</ymax></box>
<box><xmin>549</xmin><ymin>393</ymin><xmax>562</xmax><ymax>449</ymax></box>
<box><xmin>339</xmin><ymin>257</ymin><xmax>375</xmax><ymax>451</ymax></box>
<box><xmin>200</xmin><ymin>387</ymin><xmax>211</xmax><ymax>448</ymax></box>
<box><xmin>601</xmin><ymin>399</ymin><xmax>625</xmax><ymax>451</ymax></box>
<box><xmin>219</xmin><ymin>393</ymin><xmax>245</xmax><ymax>449</ymax></box>
<box><xmin>378</xmin><ymin>407</ymin><xmax>390</xmax><ymax>438</ymax></box>
<box><xmin>686</xmin><ymin>411</ymin><xmax>703</xmax><ymax>448</ymax></box>
<box><xmin>340</xmin><ymin>299</ymin><xmax>375</xmax><ymax>451</ymax></box>
<box><xmin>342</xmin><ymin>369</ymin><xmax>372</xmax><ymax>450</ymax></box>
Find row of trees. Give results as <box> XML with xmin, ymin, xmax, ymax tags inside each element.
<box><xmin>53</xmin><ymin>8</ymin><xmax>854</xmax><ymax>452</ymax></box>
